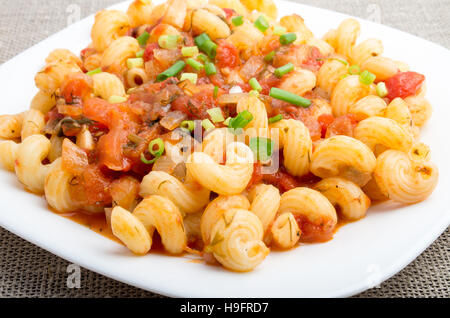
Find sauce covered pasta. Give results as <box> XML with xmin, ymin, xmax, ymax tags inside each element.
<box><xmin>0</xmin><ymin>0</ymin><xmax>438</xmax><ymax>272</ymax></box>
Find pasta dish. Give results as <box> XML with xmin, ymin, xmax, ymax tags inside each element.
<box><xmin>0</xmin><ymin>0</ymin><xmax>438</xmax><ymax>272</ymax></box>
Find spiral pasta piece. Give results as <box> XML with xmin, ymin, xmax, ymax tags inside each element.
<box><xmin>191</xmin><ymin>8</ymin><xmax>230</xmax><ymax>40</ymax></box>
<box><xmin>187</xmin><ymin>142</ymin><xmax>254</xmax><ymax>195</ymax></box>
<box><xmin>208</xmin><ymin>208</ymin><xmax>269</xmax><ymax>272</ymax></box>
<box><xmin>91</xmin><ymin>10</ymin><xmax>131</xmax><ymax>52</ymax></box>
<box><xmin>201</xmin><ymin>128</ymin><xmax>236</xmax><ymax>163</ymax></box>
<box><xmin>21</xmin><ymin>109</ymin><xmax>45</xmax><ymax>140</ymax></box>
<box><xmin>14</xmin><ymin>134</ymin><xmax>52</xmax><ymax>194</ymax></box>
<box><xmin>35</xmin><ymin>61</ymin><xmax>81</xmax><ymax>94</ymax></box>
<box><xmin>349</xmin><ymin>95</ymin><xmax>387</xmax><ymax>121</ymax></box>
<box><xmin>270</xmin><ymin>213</ymin><xmax>300</xmax><ymax>249</ymax></box>
<box><xmin>111</xmin><ymin>206</ymin><xmax>152</xmax><ymax>255</ymax></box>
<box><xmin>311</xmin><ymin>135</ymin><xmax>376</xmax><ymax>186</ymax></box>
<box><xmin>236</xmin><ymin>95</ymin><xmax>268</xmax><ymax>138</ymax></box>
<box><xmin>0</xmin><ymin>140</ymin><xmax>19</xmax><ymax>171</ymax></box>
<box><xmin>127</xmin><ymin>0</ymin><xmax>154</xmax><ymax>27</ymax></box>
<box><xmin>331</xmin><ymin>75</ymin><xmax>374</xmax><ymax>116</ymax></box>
<box><xmin>282</xmin><ymin>119</ymin><xmax>312</xmax><ymax>177</ymax></box>
<box><xmin>201</xmin><ymin>195</ymin><xmax>250</xmax><ymax>244</ymax></box>
<box><xmin>317</xmin><ymin>58</ymin><xmax>349</xmax><ymax>96</ymax></box>
<box><xmin>373</xmin><ymin>150</ymin><xmax>438</xmax><ymax>204</ymax></box>
<box><xmin>335</xmin><ymin>19</ymin><xmax>360</xmax><ymax>57</ymax></box>
<box><xmin>315</xmin><ymin>177</ymin><xmax>370</xmax><ymax>220</ymax></box>
<box><xmin>140</xmin><ymin>171</ymin><xmax>211</xmax><ymax>214</ymax></box>
<box><xmin>354</xmin><ymin>116</ymin><xmax>413</xmax><ymax>153</ymax></box>
<box><xmin>278</xmin><ymin>68</ymin><xmax>316</xmax><ymax>97</ymax></box>
<box><xmin>101</xmin><ymin>36</ymin><xmax>140</xmax><ymax>73</ymax></box>
<box><xmin>279</xmin><ymin>188</ymin><xmax>337</xmax><ymax>242</ymax></box>
<box><xmin>349</xmin><ymin>38</ymin><xmax>383</xmax><ymax>66</ymax></box>
<box><xmin>0</xmin><ymin>112</ymin><xmax>25</xmax><ymax>139</ymax></box>
<box><xmin>44</xmin><ymin>158</ymin><xmax>79</xmax><ymax>213</ymax></box>
<box><xmin>132</xmin><ymin>195</ymin><xmax>187</xmax><ymax>254</ymax></box>
<box><xmin>248</xmin><ymin>184</ymin><xmax>280</xmax><ymax>232</ymax></box>
<box><xmin>404</xmin><ymin>96</ymin><xmax>432</xmax><ymax>127</ymax></box>
<box><xmin>361</xmin><ymin>56</ymin><xmax>399</xmax><ymax>81</ymax></box>
<box><xmin>30</xmin><ymin>91</ymin><xmax>57</xmax><ymax>114</ymax></box>
<box><xmin>92</xmin><ymin>72</ymin><xmax>126</xmax><ymax>100</ymax></box>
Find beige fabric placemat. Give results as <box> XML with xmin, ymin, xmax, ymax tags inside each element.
<box><xmin>0</xmin><ymin>0</ymin><xmax>448</xmax><ymax>298</ymax></box>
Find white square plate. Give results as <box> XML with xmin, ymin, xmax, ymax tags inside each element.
<box><xmin>0</xmin><ymin>0</ymin><xmax>449</xmax><ymax>297</ymax></box>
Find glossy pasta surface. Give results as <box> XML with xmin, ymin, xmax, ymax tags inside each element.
<box><xmin>0</xmin><ymin>0</ymin><xmax>438</xmax><ymax>272</ymax></box>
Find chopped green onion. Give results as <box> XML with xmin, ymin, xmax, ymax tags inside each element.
<box><xmin>224</xmin><ymin>117</ymin><xmax>232</xmax><ymax>126</ymax></box>
<box><xmin>197</xmin><ymin>54</ymin><xmax>209</xmax><ymax>63</ymax></box>
<box><xmin>249</xmin><ymin>90</ymin><xmax>259</xmax><ymax>97</ymax></box>
<box><xmin>249</xmin><ymin>78</ymin><xmax>262</xmax><ymax>92</ymax></box>
<box><xmin>269</xmin><ymin>87</ymin><xmax>311</xmax><ymax>108</ymax></box>
<box><xmin>273</xmin><ymin>26</ymin><xmax>286</xmax><ymax>35</ymax></box>
<box><xmin>279</xmin><ymin>32</ymin><xmax>297</xmax><ymax>45</ymax></box>
<box><xmin>158</xmin><ymin>35</ymin><xmax>179</xmax><ymax>50</ymax></box>
<box><xmin>136</xmin><ymin>49</ymin><xmax>145</xmax><ymax>58</ymax></box>
<box><xmin>148</xmin><ymin>138</ymin><xmax>165</xmax><ymax>157</ymax></box>
<box><xmin>249</xmin><ymin>137</ymin><xmax>274</xmax><ymax>161</ymax></box>
<box><xmin>376</xmin><ymin>82</ymin><xmax>388</xmax><ymax>98</ymax></box>
<box><xmin>348</xmin><ymin>65</ymin><xmax>361</xmax><ymax>75</ymax></box>
<box><xmin>182</xmin><ymin>46</ymin><xmax>199</xmax><ymax>57</ymax></box>
<box><xmin>140</xmin><ymin>153</ymin><xmax>158</xmax><ymax>165</ymax></box>
<box><xmin>205</xmin><ymin>62</ymin><xmax>217</xmax><ymax>76</ymax></box>
<box><xmin>86</xmin><ymin>68</ymin><xmax>102</xmax><ymax>76</ymax></box>
<box><xmin>108</xmin><ymin>95</ymin><xmax>127</xmax><ymax>104</ymax></box>
<box><xmin>127</xmin><ymin>57</ymin><xmax>144</xmax><ymax>69</ymax></box>
<box><xmin>194</xmin><ymin>33</ymin><xmax>217</xmax><ymax>59</ymax></box>
<box><xmin>229</xmin><ymin>110</ymin><xmax>254</xmax><ymax>130</ymax></box>
<box><xmin>180</xmin><ymin>72</ymin><xmax>198</xmax><ymax>84</ymax></box>
<box><xmin>180</xmin><ymin>120</ymin><xmax>195</xmax><ymax>132</ymax></box>
<box><xmin>359</xmin><ymin>70</ymin><xmax>376</xmax><ymax>85</ymax></box>
<box><xmin>181</xmin><ymin>120</ymin><xmax>195</xmax><ymax>132</ymax></box>
<box><xmin>194</xmin><ymin>33</ymin><xmax>211</xmax><ymax>47</ymax></box>
<box><xmin>202</xmin><ymin>119</ymin><xmax>215</xmax><ymax>131</ymax></box>
<box><xmin>186</xmin><ymin>58</ymin><xmax>204</xmax><ymax>71</ymax></box>
<box><xmin>156</xmin><ymin>60</ymin><xmax>186</xmax><ymax>82</ymax></box>
<box><xmin>213</xmin><ymin>86</ymin><xmax>219</xmax><ymax>98</ymax></box>
<box><xmin>137</xmin><ymin>31</ymin><xmax>150</xmax><ymax>47</ymax></box>
<box><xmin>232</xmin><ymin>16</ymin><xmax>244</xmax><ymax>26</ymax></box>
<box><xmin>207</xmin><ymin>107</ymin><xmax>225</xmax><ymax>123</ymax></box>
<box><xmin>254</xmin><ymin>15</ymin><xmax>269</xmax><ymax>32</ymax></box>
<box><xmin>264</xmin><ymin>51</ymin><xmax>275</xmax><ymax>63</ymax></box>
<box><xmin>274</xmin><ymin>63</ymin><xmax>294</xmax><ymax>78</ymax></box>
<box><xmin>202</xmin><ymin>40</ymin><xmax>218</xmax><ymax>59</ymax></box>
<box><xmin>268</xmin><ymin>114</ymin><xmax>283</xmax><ymax>124</ymax></box>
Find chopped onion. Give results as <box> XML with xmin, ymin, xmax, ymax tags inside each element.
<box><xmin>160</xmin><ymin>111</ymin><xmax>187</xmax><ymax>130</ymax></box>
<box><xmin>217</xmin><ymin>93</ymin><xmax>248</xmax><ymax>104</ymax></box>
<box><xmin>229</xmin><ymin>85</ymin><xmax>243</xmax><ymax>94</ymax></box>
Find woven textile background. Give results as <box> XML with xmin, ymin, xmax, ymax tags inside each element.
<box><xmin>0</xmin><ymin>0</ymin><xmax>449</xmax><ymax>298</ymax></box>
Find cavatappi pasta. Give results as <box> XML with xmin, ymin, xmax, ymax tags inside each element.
<box><xmin>0</xmin><ymin>0</ymin><xmax>438</xmax><ymax>272</ymax></box>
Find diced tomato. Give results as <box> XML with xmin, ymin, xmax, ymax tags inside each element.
<box><xmin>97</xmin><ymin>124</ymin><xmax>133</xmax><ymax>172</ymax></box>
<box><xmin>325</xmin><ymin>114</ymin><xmax>358</xmax><ymax>138</ymax></box>
<box><xmin>61</xmin><ymin>73</ymin><xmax>93</xmax><ymax>104</ymax></box>
<box><xmin>318</xmin><ymin>114</ymin><xmax>335</xmax><ymax>138</ymax></box>
<box><xmin>62</xmin><ymin>139</ymin><xmax>89</xmax><ymax>176</ymax></box>
<box><xmin>260</xmin><ymin>74</ymin><xmax>282</xmax><ymax>95</ymax></box>
<box><xmin>273</xmin><ymin>105</ymin><xmax>322</xmax><ymax>141</ymax></box>
<box><xmin>143</xmin><ymin>43</ymin><xmax>160</xmax><ymax>62</ymax></box>
<box><xmin>385</xmin><ymin>71</ymin><xmax>425</xmax><ymax>100</ymax></box>
<box><xmin>222</xmin><ymin>8</ymin><xmax>235</xmax><ymax>19</ymax></box>
<box><xmin>263</xmin><ymin>170</ymin><xmax>302</xmax><ymax>193</ymax></box>
<box><xmin>248</xmin><ymin>163</ymin><xmax>301</xmax><ymax>193</ymax></box>
<box><xmin>83</xmin><ymin>98</ymin><xmax>114</xmax><ymax>126</ymax></box>
<box><xmin>172</xmin><ymin>89</ymin><xmax>215</xmax><ymax>119</ymax></box>
<box><xmin>80</xmin><ymin>47</ymin><xmax>96</xmax><ymax>60</ymax></box>
<box><xmin>259</xmin><ymin>35</ymin><xmax>281</xmax><ymax>56</ymax></box>
<box><xmin>302</xmin><ymin>46</ymin><xmax>325</xmax><ymax>72</ymax></box>
<box><xmin>216</xmin><ymin>40</ymin><xmax>241</xmax><ymax>69</ymax></box>
<box><xmin>77</xmin><ymin>165</ymin><xmax>113</xmax><ymax>206</ymax></box>
<box><xmin>295</xmin><ymin>215</ymin><xmax>335</xmax><ymax>243</ymax></box>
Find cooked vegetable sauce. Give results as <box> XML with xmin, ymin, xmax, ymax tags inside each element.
<box><xmin>48</xmin><ymin>10</ymin><xmax>425</xmax><ymax>246</ymax></box>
